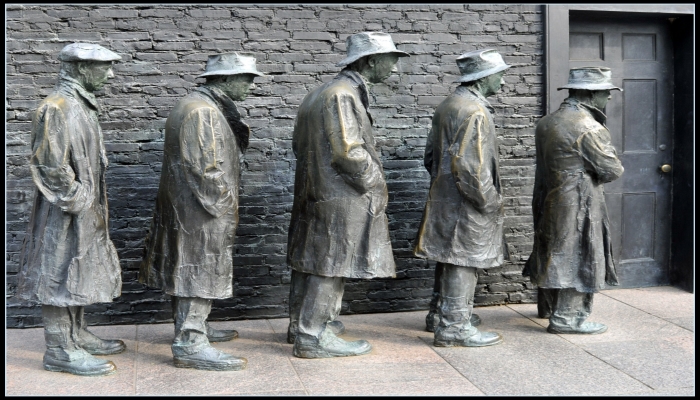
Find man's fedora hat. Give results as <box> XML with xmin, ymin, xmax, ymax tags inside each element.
<box><xmin>557</xmin><ymin>67</ymin><xmax>622</xmax><ymax>91</ymax></box>
<box><xmin>454</xmin><ymin>49</ymin><xmax>510</xmax><ymax>83</ymax></box>
<box><xmin>58</xmin><ymin>43</ymin><xmax>121</xmax><ymax>62</ymax></box>
<box><xmin>198</xmin><ymin>53</ymin><xmax>265</xmax><ymax>78</ymax></box>
<box><xmin>336</xmin><ymin>32</ymin><xmax>410</xmax><ymax>67</ymax></box>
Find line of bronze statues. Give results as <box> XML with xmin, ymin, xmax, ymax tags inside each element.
<box><xmin>15</xmin><ymin>32</ymin><xmax>624</xmax><ymax>376</ymax></box>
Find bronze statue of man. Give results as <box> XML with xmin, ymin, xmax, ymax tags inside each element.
<box><xmin>139</xmin><ymin>53</ymin><xmax>263</xmax><ymax>370</ymax></box>
<box><xmin>286</xmin><ymin>32</ymin><xmax>409</xmax><ymax>358</ymax></box>
<box><xmin>523</xmin><ymin>67</ymin><xmax>624</xmax><ymax>334</ymax></box>
<box><xmin>16</xmin><ymin>43</ymin><xmax>124</xmax><ymax>376</ymax></box>
<box><xmin>414</xmin><ymin>49</ymin><xmax>510</xmax><ymax>347</ymax></box>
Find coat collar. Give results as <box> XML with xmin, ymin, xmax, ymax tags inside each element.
<box><xmin>563</xmin><ymin>97</ymin><xmax>607</xmax><ymax>126</ymax></box>
<box><xmin>455</xmin><ymin>85</ymin><xmax>495</xmax><ymax>114</ymax></box>
<box><xmin>57</xmin><ymin>73</ymin><xmax>101</xmax><ymax>114</ymax></box>
<box><xmin>194</xmin><ymin>85</ymin><xmax>250</xmax><ymax>152</ymax></box>
<box><xmin>337</xmin><ymin>69</ymin><xmax>373</xmax><ymax>125</ymax></box>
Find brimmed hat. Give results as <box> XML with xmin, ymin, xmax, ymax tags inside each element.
<box><xmin>198</xmin><ymin>53</ymin><xmax>265</xmax><ymax>78</ymax></box>
<box><xmin>454</xmin><ymin>49</ymin><xmax>510</xmax><ymax>83</ymax></box>
<box><xmin>58</xmin><ymin>43</ymin><xmax>121</xmax><ymax>62</ymax></box>
<box><xmin>336</xmin><ymin>32</ymin><xmax>410</xmax><ymax>67</ymax></box>
<box><xmin>557</xmin><ymin>67</ymin><xmax>622</xmax><ymax>91</ymax></box>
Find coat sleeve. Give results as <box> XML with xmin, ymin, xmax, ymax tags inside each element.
<box><xmin>30</xmin><ymin>103</ymin><xmax>92</xmax><ymax>214</ymax></box>
<box><xmin>576</xmin><ymin>127</ymin><xmax>624</xmax><ymax>184</ymax></box>
<box><xmin>450</xmin><ymin>110</ymin><xmax>500</xmax><ymax>212</ymax></box>
<box><xmin>323</xmin><ymin>91</ymin><xmax>383</xmax><ymax>194</ymax></box>
<box><xmin>180</xmin><ymin>107</ymin><xmax>235</xmax><ymax>218</ymax></box>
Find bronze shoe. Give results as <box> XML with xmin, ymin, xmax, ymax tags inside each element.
<box><xmin>547</xmin><ymin>322</ymin><xmax>607</xmax><ymax>335</ymax></box>
<box><xmin>173</xmin><ymin>345</ymin><xmax>247</xmax><ymax>371</ymax></box>
<box><xmin>206</xmin><ymin>322</ymin><xmax>239</xmax><ymax>343</ymax></box>
<box><xmin>76</xmin><ymin>328</ymin><xmax>126</xmax><ymax>356</ymax></box>
<box><xmin>434</xmin><ymin>329</ymin><xmax>503</xmax><ymax>347</ymax></box>
<box><xmin>43</xmin><ymin>348</ymin><xmax>117</xmax><ymax>376</ymax></box>
<box><xmin>293</xmin><ymin>330</ymin><xmax>371</xmax><ymax>359</ymax></box>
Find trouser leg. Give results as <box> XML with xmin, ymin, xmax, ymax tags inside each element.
<box><xmin>288</xmin><ymin>269</ymin><xmax>307</xmax><ymax>339</ymax></box>
<box><xmin>437</xmin><ymin>264</ymin><xmax>477</xmax><ymax>334</ymax></box>
<box><xmin>42</xmin><ymin>305</ymin><xmax>117</xmax><ymax>375</ymax></box>
<box><xmin>549</xmin><ymin>288</ymin><xmax>594</xmax><ymax>330</ymax></box>
<box><xmin>42</xmin><ymin>305</ymin><xmax>79</xmax><ymax>359</ymax></box>
<box><xmin>430</xmin><ymin>262</ymin><xmax>444</xmax><ymax>312</ymax></box>
<box><xmin>425</xmin><ymin>263</ymin><xmax>444</xmax><ymax>331</ymax></box>
<box><xmin>73</xmin><ymin>306</ymin><xmax>127</xmax><ymax>354</ymax></box>
<box><xmin>297</xmin><ymin>274</ymin><xmax>345</xmax><ymax>338</ymax></box>
<box><xmin>538</xmin><ymin>288</ymin><xmax>555</xmax><ymax>318</ymax></box>
<box><xmin>171</xmin><ymin>296</ymin><xmax>212</xmax><ymax>357</ymax></box>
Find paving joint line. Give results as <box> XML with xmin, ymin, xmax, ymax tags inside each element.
<box><xmin>599</xmin><ymin>291</ymin><xmax>695</xmax><ymax>333</ymax></box>
<box><xmin>265</xmin><ymin>318</ymin><xmax>310</xmax><ymax>396</ymax></box>
<box><xmin>505</xmin><ymin>304</ymin><xmax>658</xmax><ymax>393</ymax></box>
<box><xmin>422</xmin><ymin>335</ymin><xmax>489</xmax><ymax>396</ymax></box>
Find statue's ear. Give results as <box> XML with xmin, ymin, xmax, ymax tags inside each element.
<box><xmin>366</xmin><ymin>55</ymin><xmax>377</xmax><ymax>69</ymax></box>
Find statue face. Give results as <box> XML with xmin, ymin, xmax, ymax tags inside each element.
<box><xmin>366</xmin><ymin>53</ymin><xmax>400</xmax><ymax>84</ymax></box>
<box><xmin>591</xmin><ymin>89</ymin><xmax>612</xmax><ymax>110</ymax></box>
<box><xmin>481</xmin><ymin>71</ymin><xmax>506</xmax><ymax>97</ymax></box>
<box><xmin>219</xmin><ymin>74</ymin><xmax>256</xmax><ymax>101</ymax></box>
<box><xmin>79</xmin><ymin>62</ymin><xmax>115</xmax><ymax>92</ymax></box>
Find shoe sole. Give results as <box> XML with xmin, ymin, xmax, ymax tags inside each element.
<box><xmin>293</xmin><ymin>346</ymin><xmax>372</xmax><ymax>359</ymax></box>
<box><xmin>173</xmin><ymin>359</ymin><xmax>247</xmax><ymax>371</ymax></box>
<box><xmin>208</xmin><ymin>333</ymin><xmax>239</xmax><ymax>343</ymax></box>
<box><xmin>547</xmin><ymin>326</ymin><xmax>608</xmax><ymax>335</ymax></box>
<box><xmin>433</xmin><ymin>337</ymin><xmax>503</xmax><ymax>348</ymax></box>
<box><xmin>44</xmin><ymin>363</ymin><xmax>117</xmax><ymax>376</ymax></box>
<box><xmin>85</xmin><ymin>346</ymin><xmax>127</xmax><ymax>356</ymax></box>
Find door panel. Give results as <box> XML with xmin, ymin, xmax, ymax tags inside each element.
<box><xmin>569</xmin><ymin>14</ymin><xmax>674</xmax><ymax>287</ymax></box>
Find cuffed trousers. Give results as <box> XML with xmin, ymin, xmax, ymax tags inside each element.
<box><xmin>437</xmin><ymin>263</ymin><xmax>478</xmax><ymax>332</ymax></box>
<box><xmin>171</xmin><ymin>296</ymin><xmax>212</xmax><ymax>357</ymax></box>
<box><xmin>288</xmin><ymin>270</ymin><xmax>344</xmax><ymax>338</ymax></box>
<box><xmin>540</xmin><ymin>288</ymin><xmax>594</xmax><ymax>330</ymax></box>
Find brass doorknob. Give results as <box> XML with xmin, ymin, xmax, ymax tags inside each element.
<box><xmin>660</xmin><ymin>164</ymin><xmax>672</xmax><ymax>173</ymax></box>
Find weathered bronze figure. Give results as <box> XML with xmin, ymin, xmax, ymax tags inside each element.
<box><xmin>16</xmin><ymin>43</ymin><xmax>124</xmax><ymax>376</ymax></box>
<box><xmin>524</xmin><ymin>67</ymin><xmax>624</xmax><ymax>334</ymax></box>
<box><xmin>139</xmin><ymin>53</ymin><xmax>263</xmax><ymax>370</ymax></box>
<box><xmin>286</xmin><ymin>32</ymin><xmax>409</xmax><ymax>358</ymax></box>
<box><xmin>414</xmin><ymin>49</ymin><xmax>509</xmax><ymax>347</ymax></box>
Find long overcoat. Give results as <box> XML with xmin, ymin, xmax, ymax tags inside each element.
<box><xmin>414</xmin><ymin>86</ymin><xmax>506</xmax><ymax>268</ymax></box>
<box><xmin>16</xmin><ymin>75</ymin><xmax>122</xmax><ymax>306</ymax></box>
<box><xmin>139</xmin><ymin>87</ymin><xmax>248</xmax><ymax>299</ymax></box>
<box><xmin>523</xmin><ymin>97</ymin><xmax>624</xmax><ymax>292</ymax></box>
<box><xmin>287</xmin><ymin>70</ymin><xmax>396</xmax><ymax>279</ymax></box>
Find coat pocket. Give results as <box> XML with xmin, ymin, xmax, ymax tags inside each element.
<box><xmin>65</xmin><ymin>253</ymin><xmax>92</xmax><ymax>296</ymax></box>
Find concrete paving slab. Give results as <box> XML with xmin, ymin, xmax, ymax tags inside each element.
<box><xmin>511</xmin><ymin>293</ymin><xmax>690</xmax><ymax>344</ymax></box>
<box><xmin>666</xmin><ymin>317</ymin><xmax>694</xmax><ymax>332</ymax></box>
<box><xmin>278</xmin><ymin>312</ymin><xmax>483</xmax><ymax>395</ymax></box>
<box><xmin>426</xmin><ymin>305</ymin><xmax>653</xmax><ymax>396</ymax></box>
<box><xmin>602</xmin><ymin>286</ymin><xmax>694</xmax><ymax>320</ymax></box>
<box><xmin>580</xmin><ymin>338</ymin><xmax>695</xmax><ymax>389</ymax></box>
<box><xmin>5</xmin><ymin>324</ymin><xmax>138</xmax><ymax>396</ymax></box>
<box><xmin>133</xmin><ymin>320</ymin><xmax>305</xmax><ymax>395</ymax></box>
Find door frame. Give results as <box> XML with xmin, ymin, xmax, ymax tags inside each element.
<box><xmin>543</xmin><ymin>5</ymin><xmax>695</xmax><ymax>292</ymax></box>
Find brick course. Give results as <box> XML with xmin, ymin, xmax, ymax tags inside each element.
<box><xmin>5</xmin><ymin>4</ymin><xmax>542</xmax><ymax>328</ymax></box>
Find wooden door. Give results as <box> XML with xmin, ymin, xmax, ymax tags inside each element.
<box><xmin>569</xmin><ymin>14</ymin><xmax>674</xmax><ymax>287</ymax></box>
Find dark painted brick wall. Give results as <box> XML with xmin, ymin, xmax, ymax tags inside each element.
<box><xmin>6</xmin><ymin>4</ymin><xmax>542</xmax><ymax>328</ymax></box>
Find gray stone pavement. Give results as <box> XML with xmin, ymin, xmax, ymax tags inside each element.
<box><xmin>5</xmin><ymin>286</ymin><xmax>694</xmax><ymax>396</ymax></box>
